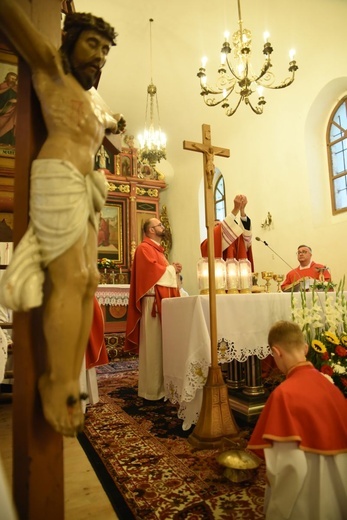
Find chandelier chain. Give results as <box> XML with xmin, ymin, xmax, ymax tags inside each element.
<box><xmin>138</xmin><ymin>18</ymin><xmax>167</xmax><ymax>166</ymax></box>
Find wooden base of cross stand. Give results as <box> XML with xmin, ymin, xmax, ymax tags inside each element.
<box><xmin>188</xmin><ymin>365</ymin><xmax>239</xmax><ymax>449</ymax></box>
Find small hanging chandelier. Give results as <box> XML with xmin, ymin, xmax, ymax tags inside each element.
<box><xmin>197</xmin><ymin>0</ymin><xmax>298</xmax><ymax>116</ymax></box>
<box><xmin>138</xmin><ymin>19</ymin><xmax>167</xmax><ymax>167</ymax></box>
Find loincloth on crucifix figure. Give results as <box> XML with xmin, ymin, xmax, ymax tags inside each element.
<box><xmin>0</xmin><ymin>161</ymin><xmax>107</xmax><ymax>311</ymax></box>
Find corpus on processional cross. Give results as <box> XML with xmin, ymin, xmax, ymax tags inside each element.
<box><xmin>183</xmin><ymin>124</ymin><xmax>240</xmax><ymax>449</ymax></box>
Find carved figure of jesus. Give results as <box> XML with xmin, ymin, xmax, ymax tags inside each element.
<box><xmin>0</xmin><ymin>1</ymin><xmax>126</xmax><ymax>436</ymax></box>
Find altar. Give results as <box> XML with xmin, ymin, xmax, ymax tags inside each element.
<box><xmin>162</xmin><ymin>292</ymin><xmax>296</xmax><ymax>429</ymax></box>
<box><xmin>95</xmin><ymin>284</ymin><xmax>130</xmax><ymax>360</ymax></box>
<box><xmin>95</xmin><ymin>284</ymin><xmax>130</xmax><ymax>333</ymax></box>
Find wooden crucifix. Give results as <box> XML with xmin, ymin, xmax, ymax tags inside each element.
<box><xmin>5</xmin><ymin>2</ymin><xmax>65</xmax><ymax>519</ymax></box>
<box><xmin>183</xmin><ymin>124</ymin><xmax>239</xmax><ymax>449</ymax></box>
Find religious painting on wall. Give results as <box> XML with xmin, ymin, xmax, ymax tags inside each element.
<box><xmin>0</xmin><ymin>47</ymin><xmax>18</xmax><ymax>169</ymax></box>
<box><xmin>120</xmin><ymin>153</ymin><xmax>131</xmax><ymax>177</ymax></box>
<box><xmin>97</xmin><ymin>202</ymin><xmax>124</xmax><ymax>264</ymax></box>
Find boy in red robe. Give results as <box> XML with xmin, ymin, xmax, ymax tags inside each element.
<box><xmin>248</xmin><ymin>321</ymin><xmax>347</xmax><ymax>520</ymax></box>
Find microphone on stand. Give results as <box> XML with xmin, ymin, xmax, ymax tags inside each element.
<box><xmin>255</xmin><ymin>237</ymin><xmax>295</xmax><ymax>272</ymax></box>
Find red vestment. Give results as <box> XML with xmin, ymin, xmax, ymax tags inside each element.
<box><xmin>86</xmin><ymin>296</ymin><xmax>108</xmax><ymax>368</ymax></box>
<box><xmin>248</xmin><ymin>362</ymin><xmax>347</xmax><ymax>457</ymax></box>
<box><xmin>248</xmin><ymin>362</ymin><xmax>347</xmax><ymax>519</ymax></box>
<box><xmin>200</xmin><ymin>218</ymin><xmax>254</xmax><ymax>270</ymax></box>
<box><xmin>125</xmin><ymin>237</ymin><xmax>180</xmax><ymax>354</ymax></box>
<box><xmin>281</xmin><ymin>261</ymin><xmax>331</xmax><ymax>291</ymax></box>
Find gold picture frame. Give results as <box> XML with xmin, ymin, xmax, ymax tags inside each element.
<box><xmin>97</xmin><ymin>202</ymin><xmax>124</xmax><ymax>264</ymax></box>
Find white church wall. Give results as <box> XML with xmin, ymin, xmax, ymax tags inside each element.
<box><xmin>76</xmin><ymin>0</ymin><xmax>347</xmax><ymax>295</ymax></box>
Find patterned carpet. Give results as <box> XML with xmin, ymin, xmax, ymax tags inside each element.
<box><xmin>79</xmin><ymin>360</ymin><xmax>266</xmax><ymax>520</ymax></box>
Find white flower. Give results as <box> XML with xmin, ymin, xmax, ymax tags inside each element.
<box><xmin>331</xmin><ymin>363</ymin><xmax>347</xmax><ymax>375</ymax></box>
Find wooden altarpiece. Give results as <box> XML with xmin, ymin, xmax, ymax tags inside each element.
<box><xmin>97</xmin><ymin>136</ymin><xmax>168</xmax><ymax>281</ymax></box>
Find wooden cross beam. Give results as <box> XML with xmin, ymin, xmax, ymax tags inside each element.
<box><xmin>9</xmin><ymin>2</ymin><xmax>65</xmax><ymax>519</ymax></box>
<box><xmin>183</xmin><ymin>124</ymin><xmax>229</xmax><ymax>188</ymax></box>
<box><xmin>183</xmin><ymin>124</ymin><xmax>229</xmax><ymax>368</ymax></box>
<box><xmin>183</xmin><ymin>124</ymin><xmax>239</xmax><ymax>449</ymax></box>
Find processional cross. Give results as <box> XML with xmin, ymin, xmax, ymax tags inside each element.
<box><xmin>183</xmin><ymin>124</ymin><xmax>239</xmax><ymax>448</ymax></box>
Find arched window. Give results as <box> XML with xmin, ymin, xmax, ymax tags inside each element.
<box><xmin>327</xmin><ymin>96</ymin><xmax>347</xmax><ymax>214</ymax></box>
<box><xmin>214</xmin><ymin>173</ymin><xmax>226</xmax><ymax>221</ymax></box>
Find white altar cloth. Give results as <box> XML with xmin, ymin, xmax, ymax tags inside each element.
<box><xmin>162</xmin><ymin>292</ymin><xmax>297</xmax><ymax>430</ymax></box>
<box><xmin>95</xmin><ymin>284</ymin><xmax>130</xmax><ymax>306</ymax></box>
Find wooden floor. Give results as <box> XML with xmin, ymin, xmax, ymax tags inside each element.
<box><xmin>0</xmin><ymin>399</ymin><xmax>118</xmax><ymax>519</ymax></box>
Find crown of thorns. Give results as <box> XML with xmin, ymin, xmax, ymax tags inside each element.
<box><xmin>63</xmin><ymin>12</ymin><xmax>117</xmax><ymax>46</ymax></box>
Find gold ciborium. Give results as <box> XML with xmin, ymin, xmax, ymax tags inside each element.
<box><xmin>273</xmin><ymin>274</ymin><xmax>284</xmax><ymax>292</ymax></box>
<box><xmin>261</xmin><ymin>271</ymin><xmax>274</xmax><ymax>293</ymax></box>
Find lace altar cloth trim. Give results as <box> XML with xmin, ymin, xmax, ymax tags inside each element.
<box><xmin>164</xmin><ymin>339</ymin><xmax>271</xmax><ymax>428</ymax></box>
<box><xmin>95</xmin><ymin>290</ymin><xmax>129</xmax><ymax>306</ymax></box>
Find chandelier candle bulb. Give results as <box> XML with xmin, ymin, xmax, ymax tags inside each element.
<box><xmin>257</xmin><ymin>86</ymin><xmax>264</xmax><ymax>97</ymax></box>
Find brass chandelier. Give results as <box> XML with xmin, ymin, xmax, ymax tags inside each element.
<box><xmin>197</xmin><ymin>0</ymin><xmax>298</xmax><ymax>116</ymax></box>
<box><xmin>138</xmin><ymin>18</ymin><xmax>167</xmax><ymax>166</ymax></box>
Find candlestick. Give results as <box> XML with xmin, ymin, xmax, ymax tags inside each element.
<box><xmin>197</xmin><ymin>257</ymin><xmax>209</xmax><ymax>294</ymax></box>
<box><xmin>239</xmin><ymin>259</ymin><xmax>252</xmax><ymax>293</ymax></box>
<box><xmin>226</xmin><ymin>258</ymin><xmax>239</xmax><ymax>294</ymax></box>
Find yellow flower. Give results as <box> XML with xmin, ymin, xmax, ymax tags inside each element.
<box><xmin>311</xmin><ymin>340</ymin><xmax>327</xmax><ymax>353</ymax></box>
<box><xmin>324</xmin><ymin>332</ymin><xmax>340</xmax><ymax>345</ymax></box>
<box><xmin>341</xmin><ymin>335</ymin><xmax>347</xmax><ymax>347</ymax></box>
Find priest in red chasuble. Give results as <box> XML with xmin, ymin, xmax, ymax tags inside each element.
<box><xmin>248</xmin><ymin>321</ymin><xmax>347</xmax><ymax>520</ymax></box>
<box><xmin>125</xmin><ymin>218</ymin><xmax>181</xmax><ymax>400</ymax></box>
<box><xmin>281</xmin><ymin>244</ymin><xmax>331</xmax><ymax>292</ymax></box>
<box><xmin>200</xmin><ymin>194</ymin><xmax>253</xmax><ymax>270</ymax></box>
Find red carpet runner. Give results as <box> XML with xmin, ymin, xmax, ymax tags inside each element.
<box><xmin>80</xmin><ymin>360</ymin><xmax>266</xmax><ymax>519</ymax></box>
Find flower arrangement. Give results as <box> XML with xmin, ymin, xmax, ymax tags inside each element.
<box><xmin>291</xmin><ymin>279</ymin><xmax>347</xmax><ymax>395</ymax></box>
<box><xmin>97</xmin><ymin>257</ymin><xmax>117</xmax><ymax>270</ymax></box>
